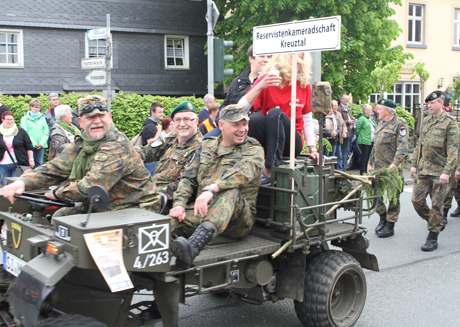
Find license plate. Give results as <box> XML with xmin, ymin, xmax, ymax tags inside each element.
<box><xmin>2</xmin><ymin>251</ymin><xmax>26</xmax><ymax>277</ymax></box>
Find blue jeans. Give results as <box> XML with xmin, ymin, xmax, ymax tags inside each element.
<box><xmin>332</xmin><ymin>141</ymin><xmax>343</xmax><ymax>170</ymax></box>
<box><xmin>0</xmin><ymin>163</ymin><xmax>17</xmax><ymax>185</ymax></box>
<box><xmin>33</xmin><ymin>148</ymin><xmax>45</xmax><ymax>166</ymax></box>
<box><xmin>340</xmin><ymin>138</ymin><xmax>350</xmax><ymax>171</ymax></box>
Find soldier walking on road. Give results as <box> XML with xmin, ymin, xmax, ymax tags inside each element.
<box><xmin>169</xmin><ymin>104</ymin><xmax>265</xmax><ymax>266</ymax></box>
<box><xmin>369</xmin><ymin>99</ymin><xmax>409</xmax><ymax>238</ymax></box>
<box><xmin>410</xmin><ymin>91</ymin><xmax>459</xmax><ymax>252</ymax></box>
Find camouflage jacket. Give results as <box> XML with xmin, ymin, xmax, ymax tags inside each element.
<box><xmin>20</xmin><ymin>128</ymin><xmax>160</xmax><ymax>211</ymax></box>
<box><xmin>411</xmin><ymin>111</ymin><xmax>459</xmax><ymax>176</ymax></box>
<box><xmin>173</xmin><ymin>136</ymin><xmax>265</xmax><ymax>214</ymax></box>
<box><xmin>140</xmin><ymin>132</ymin><xmax>202</xmax><ymax>198</ymax></box>
<box><xmin>370</xmin><ymin>116</ymin><xmax>409</xmax><ymax>170</ymax></box>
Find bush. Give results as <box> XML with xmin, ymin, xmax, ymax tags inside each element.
<box><xmin>0</xmin><ymin>93</ymin><xmax>209</xmax><ymax>138</ymax></box>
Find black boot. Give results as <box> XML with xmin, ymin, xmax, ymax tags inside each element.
<box><xmin>441</xmin><ymin>208</ymin><xmax>449</xmax><ymax>229</ymax></box>
<box><xmin>421</xmin><ymin>232</ymin><xmax>438</xmax><ymax>252</ymax></box>
<box><xmin>377</xmin><ymin>222</ymin><xmax>394</xmax><ymax>238</ymax></box>
<box><xmin>375</xmin><ymin>215</ymin><xmax>386</xmax><ymax>233</ymax></box>
<box><xmin>172</xmin><ymin>221</ymin><xmax>217</xmax><ymax>266</ymax></box>
<box><xmin>450</xmin><ymin>206</ymin><xmax>460</xmax><ymax>217</ymax></box>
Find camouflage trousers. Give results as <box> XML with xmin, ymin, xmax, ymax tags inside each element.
<box><xmin>375</xmin><ymin>194</ymin><xmax>401</xmax><ymax>223</ymax></box>
<box><xmin>171</xmin><ymin>189</ymin><xmax>254</xmax><ymax>239</ymax></box>
<box><xmin>411</xmin><ymin>175</ymin><xmax>449</xmax><ymax>233</ymax></box>
<box><xmin>443</xmin><ymin>178</ymin><xmax>460</xmax><ymax>211</ymax></box>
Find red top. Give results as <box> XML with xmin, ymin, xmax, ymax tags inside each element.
<box><xmin>252</xmin><ymin>77</ymin><xmax>312</xmax><ymax>135</ymax></box>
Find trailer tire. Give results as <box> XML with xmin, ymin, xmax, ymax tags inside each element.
<box><xmin>37</xmin><ymin>314</ymin><xmax>108</xmax><ymax>327</ymax></box>
<box><xmin>294</xmin><ymin>250</ymin><xmax>366</xmax><ymax>327</ymax></box>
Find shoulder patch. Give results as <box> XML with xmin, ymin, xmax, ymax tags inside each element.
<box><xmin>399</xmin><ymin>126</ymin><xmax>407</xmax><ymax>137</ymax></box>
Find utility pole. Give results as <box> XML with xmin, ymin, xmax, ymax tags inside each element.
<box><xmin>106</xmin><ymin>14</ymin><xmax>112</xmax><ymax>110</ymax></box>
<box><xmin>206</xmin><ymin>0</ymin><xmax>214</xmax><ymax>95</ymax></box>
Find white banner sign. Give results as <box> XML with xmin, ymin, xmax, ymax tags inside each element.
<box><xmin>253</xmin><ymin>16</ymin><xmax>341</xmax><ymax>55</ymax></box>
<box><xmin>87</xmin><ymin>28</ymin><xmax>107</xmax><ymax>40</ymax></box>
<box><xmin>86</xmin><ymin>70</ymin><xmax>107</xmax><ymax>86</ymax></box>
<box><xmin>81</xmin><ymin>57</ymin><xmax>106</xmax><ymax>70</ymax></box>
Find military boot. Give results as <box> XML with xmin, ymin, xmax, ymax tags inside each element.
<box><xmin>375</xmin><ymin>214</ymin><xmax>386</xmax><ymax>233</ymax></box>
<box><xmin>421</xmin><ymin>232</ymin><xmax>439</xmax><ymax>252</ymax></box>
<box><xmin>377</xmin><ymin>222</ymin><xmax>394</xmax><ymax>238</ymax></box>
<box><xmin>450</xmin><ymin>206</ymin><xmax>460</xmax><ymax>217</ymax></box>
<box><xmin>172</xmin><ymin>221</ymin><xmax>217</xmax><ymax>266</ymax></box>
<box><xmin>441</xmin><ymin>208</ymin><xmax>449</xmax><ymax>229</ymax></box>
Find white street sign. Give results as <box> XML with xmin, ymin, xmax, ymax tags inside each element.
<box><xmin>87</xmin><ymin>28</ymin><xmax>107</xmax><ymax>40</ymax></box>
<box><xmin>86</xmin><ymin>70</ymin><xmax>107</xmax><ymax>86</ymax></box>
<box><xmin>252</xmin><ymin>16</ymin><xmax>341</xmax><ymax>55</ymax></box>
<box><xmin>81</xmin><ymin>57</ymin><xmax>106</xmax><ymax>70</ymax></box>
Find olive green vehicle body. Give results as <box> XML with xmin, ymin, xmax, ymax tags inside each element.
<box><xmin>0</xmin><ymin>156</ymin><xmax>378</xmax><ymax>327</ymax></box>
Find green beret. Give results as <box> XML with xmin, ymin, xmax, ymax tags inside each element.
<box><xmin>377</xmin><ymin>98</ymin><xmax>397</xmax><ymax>111</ymax></box>
<box><xmin>425</xmin><ymin>90</ymin><xmax>444</xmax><ymax>103</ymax></box>
<box><xmin>171</xmin><ymin>101</ymin><xmax>195</xmax><ymax>119</ymax></box>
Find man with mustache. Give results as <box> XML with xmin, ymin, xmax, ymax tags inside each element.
<box><xmin>0</xmin><ymin>95</ymin><xmax>160</xmax><ymax>214</ymax></box>
<box><xmin>169</xmin><ymin>104</ymin><xmax>265</xmax><ymax>266</ymax></box>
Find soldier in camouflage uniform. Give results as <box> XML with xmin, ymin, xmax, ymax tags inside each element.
<box><xmin>0</xmin><ymin>95</ymin><xmax>160</xmax><ymax>213</ymax></box>
<box><xmin>369</xmin><ymin>99</ymin><xmax>409</xmax><ymax>238</ymax></box>
<box><xmin>411</xmin><ymin>91</ymin><xmax>459</xmax><ymax>252</ymax></box>
<box><xmin>169</xmin><ymin>104</ymin><xmax>265</xmax><ymax>266</ymax></box>
<box><xmin>139</xmin><ymin>102</ymin><xmax>202</xmax><ymax>201</ymax></box>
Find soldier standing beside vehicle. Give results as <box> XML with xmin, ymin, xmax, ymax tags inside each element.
<box><xmin>0</xmin><ymin>95</ymin><xmax>160</xmax><ymax>214</ymax></box>
<box><xmin>368</xmin><ymin>99</ymin><xmax>409</xmax><ymax>238</ymax></box>
<box><xmin>138</xmin><ymin>101</ymin><xmax>202</xmax><ymax>202</ymax></box>
<box><xmin>410</xmin><ymin>91</ymin><xmax>459</xmax><ymax>252</ymax></box>
<box><xmin>169</xmin><ymin>104</ymin><xmax>265</xmax><ymax>266</ymax></box>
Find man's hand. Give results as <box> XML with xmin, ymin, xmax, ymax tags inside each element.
<box><xmin>169</xmin><ymin>206</ymin><xmax>186</xmax><ymax>222</ymax></box>
<box><xmin>308</xmin><ymin>146</ymin><xmax>320</xmax><ymax>164</ymax></box>
<box><xmin>44</xmin><ymin>191</ymin><xmax>57</xmax><ymax>200</ymax></box>
<box><xmin>410</xmin><ymin>166</ymin><xmax>417</xmax><ymax>177</ymax></box>
<box><xmin>0</xmin><ymin>180</ymin><xmax>25</xmax><ymax>203</ymax></box>
<box><xmin>455</xmin><ymin>170</ymin><xmax>460</xmax><ymax>181</ymax></box>
<box><xmin>367</xmin><ymin>163</ymin><xmax>374</xmax><ymax>173</ymax></box>
<box><xmin>439</xmin><ymin>173</ymin><xmax>449</xmax><ymax>184</ymax></box>
<box><xmin>35</xmin><ymin>144</ymin><xmax>42</xmax><ymax>149</ymax></box>
<box><xmin>194</xmin><ymin>191</ymin><xmax>214</xmax><ymax>218</ymax></box>
<box><xmin>388</xmin><ymin>163</ymin><xmax>397</xmax><ymax>171</ymax></box>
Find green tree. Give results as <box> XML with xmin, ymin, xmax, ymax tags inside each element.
<box><xmin>213</xmin><ymin>0</ymin><xmax>406</xmax><ymax>101</ymax></box>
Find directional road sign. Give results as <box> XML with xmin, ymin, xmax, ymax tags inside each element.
<box><xmin>252</xmin><ymin>16</ymin><xmax>341</xmax><ymax>56</ymax></box>
<box><xmin>86</xmin><ymin>70</ymin><xmax>107</xmax><ymax>86</ymax></box>
<box><xmin>81</xmin><ymin>57</ymin><xmax>106</xmax><ymax>70</ymax></box>
<box><xmin>87</xmin><ymin>28</ymin><xmax>107</xmax><ymax>40</ymax></box>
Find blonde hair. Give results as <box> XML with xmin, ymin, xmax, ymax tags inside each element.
<box><xmin>264</xmin><ymin>52</ymin><xmax>311</xmax><ymax>87</ymax></box>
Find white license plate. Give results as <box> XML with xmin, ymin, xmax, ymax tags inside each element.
<box><xmin>2</xmin><ymin>251</ymin><xmax>26</xmax><ymax>277</ymax></box>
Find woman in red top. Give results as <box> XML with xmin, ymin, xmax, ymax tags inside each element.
<box><xmin>239</xmin><ymin>52</ymin><xmax>318</xmax><ymax>181</ymax></box>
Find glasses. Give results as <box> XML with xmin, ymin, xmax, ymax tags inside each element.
<box><xmin>79</xmin><ymin>104</ymin><xmax>108</xmax><ymax>116</ymax></box>
<box><xmin>173</xmin><ymin>117</ymin><xmax>196</xmax><ymax>124</ymax></box>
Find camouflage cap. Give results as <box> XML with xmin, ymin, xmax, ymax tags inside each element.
<box><xmin>425</xmin><ymin>90</ymin><xmax>444</xmax><ymax>103</ymax></box>
<box><xmin>219</xmin><ymin>104</ymin><xmax>249</xmax><ymax>122</ymax></box>
<box><xmin>377</xmin><ymin>98</ymin><xmax>397</xmax><ymax>112</ymax></box>
<box><xmin>78</xmin><ymin>95</ymin><xmax>108</xmax><ymax>117</ymax></box>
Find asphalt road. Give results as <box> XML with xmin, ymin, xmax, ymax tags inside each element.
<box><xmin>155</xmin><ymin>186</ymin><xmax>460</xmax><ymax>327</ymax></box>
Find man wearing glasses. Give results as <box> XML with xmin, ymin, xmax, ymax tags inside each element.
<box><xmin>139</xmin><ymin>101</ymin><xmax>202</xmax><ymax>204</ymax></box>
<box><xmin>0</xmin><ymin>95</ymin><xmax>161</xmax><ymax>215</ymax></box>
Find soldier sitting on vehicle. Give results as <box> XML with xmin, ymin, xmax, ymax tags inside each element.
<box><xmin>138</xmin><ymin>101</ymin><xmax>202</xmax><ymax>203</ymax></box>
<box><xmin>0</xmin><ymin>95</ymin><xmax>161</xmax><ymax>214</ymax></box>
<box><xmin>169</xmin><ymin>104</ymin><xmax>265</xmax><ymax>266</ymax></box>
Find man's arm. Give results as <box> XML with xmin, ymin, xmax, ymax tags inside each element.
<box><xmin>392</xmin><ymin>121</ymin><xmax>409</xmax><ymax>167</ymax></box>
<box><xmin>172</xmin><ymin>148</ymin><xmax>201</xmax><ymax>208</ymax></box>
<box><xmin>442</xmin><ymin>120</ymin><xmax>459</xmax><ymax>176</ymax></box>
<box><xmin>54</xmin><ymin>142</ymin><xmax>128</xmax><ymax>201</ymax></box>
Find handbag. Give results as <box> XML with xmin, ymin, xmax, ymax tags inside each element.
<box><xmin>4</xmin><ymin>146</ymin><xmax>25</xmax><ymax>175</ymax></box>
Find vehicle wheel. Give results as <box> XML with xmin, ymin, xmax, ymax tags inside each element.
<box><xmin>37</xmin><ymin>314</ymin><xmax>108</xmax><ymax>327</ymax></box>
<box><xmin>294</xmin><ymin>250</ymin><xmax>366</xmax><ymax>327</ymax></box>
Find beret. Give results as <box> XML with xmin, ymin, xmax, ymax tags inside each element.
<box><xmin>425</xmin><ymin>90</ymin><xmax>444</xmax><ymax>103</ymax></box>
<box><xmin>171</xmin><ymin>101</ymin><xmax>195</xmax><ymax>119</ymax></box>
<box><xmin>377</xmin><ymin>98</ymin><xmax>397</xmax><ymax>110</ymax></box>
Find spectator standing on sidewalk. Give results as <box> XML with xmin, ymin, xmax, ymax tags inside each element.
<box><xmin>48</xmin><ymin>104</ymin><xmax>81</xmax><ymax>160</ymax></box>
<box><xmin>20</xmin><ymin>99</ymin><xmax>49</xmax><ymax>166</ymax></box>
<box><xmin>45</xmin><ymin>92</ymin><xmax>61</xmax><ymax>127</ymax></box>
<box><xmin>355</xmin><ymin>104</ymin><xmax>373</xmax><ymax>175</ymax></box>
<box><xmin>369</xmin><ymin>99</ymin><xmax>408</xmax><ymax>238</ymax></box>
<box><xmin>198</xmin><ymin>94</ymin><xmax>218</xmax><ymax>124</ymax></box>
<box><xmin>339</xmin><ymin>94</ymin><xmax>354</xmax><ymax>170</ymax></box>
<box><xmin>411</xmin><ymin>91</ymin><xmax>459</xmax><ymax>252</ymax></box>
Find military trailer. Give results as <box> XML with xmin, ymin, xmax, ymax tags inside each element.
<box><xmin>0</xmin><ymin>153</ymin><xmax>378</xmax><ymax>327</ymax></box>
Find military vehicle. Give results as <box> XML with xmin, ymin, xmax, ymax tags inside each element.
<box><xmin>0</xmin><ymin>84</ymin><xmax>378</xmax><ymax>327</ymax></box>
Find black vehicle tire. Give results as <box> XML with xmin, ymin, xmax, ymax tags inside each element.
<box><xmin>294</xmin><ymin>250</ymin><xmax>366</xmax><ymax>327</ymax></box>
<box><xmin>37</xmin><ymin>314</ymin><xmax>108</xmax><ymax>327</ymax></box>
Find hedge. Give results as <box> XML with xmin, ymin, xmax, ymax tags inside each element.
<box><xmin>0</xmin><ymin>93</ymin><xmax>208</xmax><ymax>138</ymax></box>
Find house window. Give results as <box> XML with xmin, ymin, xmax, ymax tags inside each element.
<box><xmin>0</xmin><ymin>29</ymin><xmax>23</xmax><ymax>68</ymax></box>
<box><xmin>408</xmin><ymin>3</ymin><xmax>424</xmax><ymax>44</ymax></box>
<box><xmin>164</xmin><ymin>35</ymin><xmax>189</xmax><ymax>69</ymax></box>
<box><xmin>454</xmin><ymin>9</ymin><xmax>460</xmax><ymax>47</ymax></box>
<box><xmin>369</xmin><ymin>82</ymin><xmax>421</xmax><ymax>113</ymax></box>
<box><xmin>85</xmin><ymin>32</ymin><xmax>106</xmax><ymax>58</ymax></box>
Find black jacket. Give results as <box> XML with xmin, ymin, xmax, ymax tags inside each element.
<box><xmin>0</xmin><ymin>128</ymin><xmax>33</xmax><ymax>166</ymax></box>
<box><xmin>141</xmin><ymin>118</ymin><xmax>159</xmax><ymax>146</ymax></box>
<box><xmin>223</xmin><ymin>67</ymin><xmax>252</xmax><ymax>106</ymax></box>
